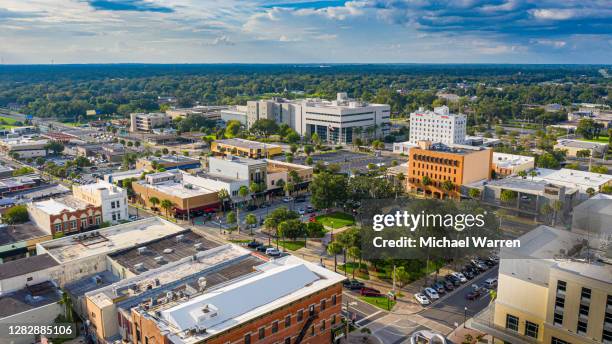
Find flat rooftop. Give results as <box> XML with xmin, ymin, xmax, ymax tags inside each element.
<box><xmin>137</xmin><ymin>179</ymin><xmax>217</xmax><ymax>199</ymax></box>
<box><xmin>0</xmin><ymin>174</ymin><xmax>41</xmax><ymax>188</ymax></box>
<box><xmin>37</xmin><ymin>217</ymin><xmax>185</xmax><ymax>264</ymax></box>
<box><xmin>11</xmin><ymin>184</ymin><xmax>70</xmax><ymax>201</ymax></box>
<box><xmin>556</xmin><ymin>139</ymin><xmax>608</xmax><ymax>149</ymax></box>
<box><xmin>108</xmin><ymin>230</ymin><xmax>220</xmax><ymax>275</ymax></box>
<box><xmin>151</xmin><ymin>255</ymin><xmax>345</xmax><ymax>343</ymax></box>
<box><xmin>0</xmin><ymin>282</ymin><xmax>61</xmax><ymax>318</ymax></box>
<box><xmin>141</xmin><ymin>155</ymin><xmax>200</xmax><ymax>164</ymax></box>
<box><xmin>64</xmin><ymin>270</ymin><xmax>120</xmax><ymax>298</ymax></box>
<box><xmin>470</xmin><ymin>178</ymin><xmax>576</xmax><ymax>196</ymax></box>
<box><xmin>0</xmin><ymin>254</ymin><xmax>59</xmax><ymax>280</ymax></box>
<box><xmin>209</xmin><ymin>155</ymin><xmax>266</xmax><ymax>167</ymax></box>
<box><xmin>0</xmin><ymin>222</ymin><xmax>49</xmax><ymax>246</ymax></box>
<box><xmin>74</xmin><ymin>180</ymin><xmax>124</xmax><ymax>196</ymax></box>
<box><xmin>30</xmin><ymin>195</ymin><xmax>93</xmax><ymax>215</ymax></box>
<box><xmin>197</xmin><ymin>172</ymin><xmax>245</xmax><ymax>183</ymax></box>
<box><xmin>492</xmin><ymin>152</ymin><xmax>535</xmax><ymax>168</ymax></box>
<box><xmin>214</xmin><ymin>138</ymin><xmax>280</xmax><ymax>150</ymax></box>
<box><xmin>532</xmin><ymin>168</ymin><xmax>612</xmax><ymax>188</ymax></box>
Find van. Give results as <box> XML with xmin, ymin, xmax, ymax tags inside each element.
<box><xmin>484</xmin><ymin>278</ymin><xmax>497</xmax><ymax>289</ymax></box>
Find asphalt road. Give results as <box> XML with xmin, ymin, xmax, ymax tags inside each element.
<box><xmin>419</xmin><ymin>266</ymin><xmax>499</xmax><ymax>328</ymax></box>
<box><xmin>342</xmin><ymin>292</ymin><xmax>387</xmax><ymax>326</ymax></box>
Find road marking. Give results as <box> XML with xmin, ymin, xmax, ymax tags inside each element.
<box><xmin>355</xmin><ymin>310</ymin><xmax>383</xmax><ymax>326</ymax></box>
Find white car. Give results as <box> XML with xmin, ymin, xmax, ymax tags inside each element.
<box><xmin>424</xmin><ymin>287</ymin><xmax>439</xmax><ymax>300</ymax></box>
<box><xmin>298</xmin><ymin>208</ymin><xmax>305</xmax><ymax>215</ymax></box>
<box><xmin>414</xmin><ymin>293</ymin><xmax>430</xmax><ymax>305</ymax></box>
<box><xmin>265</xmin><ymin>248</ymin><xmax>281</xmax><ymax>257</ymax></box>
<box><xmin>452</xmin><ymin>272</ymin><xmax>467</xmax><ymax>283</ymax></box>
<box><xmin>282</xmin><ymin>196</ymin><xmax>294</xmax><ymax>203</ymax></box>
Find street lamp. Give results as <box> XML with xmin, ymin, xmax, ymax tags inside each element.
<box><xmin>345</xmin><ymin>301</ymin><xmax>358</xmax><ymax>340</ymax></box>
<box><xmin>464</xmin><ymin>306</ymin><xmax>468</xmax><ymax>328</ymax></box>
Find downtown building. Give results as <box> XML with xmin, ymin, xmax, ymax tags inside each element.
<box><xmin>247</xmin><ymin>92</ymin><xmax>391</xmax><ymax>144</ymax></box>
<box><xmin>470</xmin><ymin>225</ymin><xmax>611</xmax><ymax>344</ymax></box>
<box><xmin>408</xmin><ymin>106</ymin><xmax>467</xmax><ymax>145</ymax></box>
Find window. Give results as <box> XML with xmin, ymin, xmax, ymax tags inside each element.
<box><xmin>112</xmin><ymin>213</ymin><xmax>116</xmax><ymax>221</ymax></box>
<box><xmin>27</xmin><ymin>276</ymin><xmax>33</xmax><ymax>282</ymax></box>
<box><xmin>525</xmin><ymin>321</ymin><xmax>539</xmax><ymax>338</ymax></box>
<box><xmin>81</xmin><ymin>218</ymin><xmax>87</xmax><ymax>228</ymax></box>
<box><xmin>555</xmin><ymin>296</ymin><xmax>565</xmax><ymax>309</ymax></box>
<box><xmin>581</xmin><ymin>287</ymin><xmax>591</xmax><ymax>301</ymax></box>
<box><xmin>332</xmin><ymin>294</ymin><xmax>337</xmax><ymax>305</ymax></box>
<box><xmin>603</xmin><ymin>329</ymin><xmax>611</xmax><ymax>343</ymax></box>
<box><xmin>331</xmin><ymin>315</ymin><xmax>336</xmax><ymax>325</ymax></box>
<box><xmin>71</xmin><ymin>220</ymin><xmax>77</xmax><ymax>229</ymax></box>
<box><xmin>579</xmin><ymin>304</ymin><xmax>589</xmax><ymax>317</ymax></box>
<box><xmin>244</xmin><ymin>333</ymin><xmax>251</xmax><ymax>344</ymax></box>
<box><xmin>577</xmin><ymin>320</ymin><xmax>587</xmax><ymax>335</ymax></box>
<box><xmin>506</xmin><ymin>314</ymin><xmax>519</xmax><ymax>331</ymax></box>
<box><xmin>285</xmin><ymin>315</ymin><xmax>291</xmax><ymax>328</ymax></box>
<box><xmin>554</xmin><ymin>313</ymin><xmax>564</xmax><ymax>326</ymax></box>
<box><xmin>258</xmin><ymin>328</ymin><xmax>265</xmax><ymax>340</ymax></box>
<box><xmin>321</xmin><ymin>319</ymin><xmax>326</xmax><ymax>332</ymax></box>
<box><xmin>95</xmin><ymin>215</ymin><xmax>101</xmax><ymax>225</ymax></box>
<box><xmin>321</xmin><ymin>299</ymin><xmax>326</xmax><ymax>311</ymax></box>
<box><xmin>284</xmin><ymin>338</ymin><xmax>291</xmax><ymax>344</ymax></box>
<box><xmin>272</xmin><ymin>321</ymin><xmax>278</xmax><ymax>333</ymax></box>
<box><xmin>54</xmin><ymin>223</ymin><xmax>62</xmax><ymax>232</ymax></box>
<box><xmin>557</xmin><ymin>280</ymin><xmax>567</xmax><ymax>293</ymax></box>
<box><xmin>111</xmin><ymin>201</ymin><xmax>116</xmax><ymax>209</ymax></box>
<box><xmin>297</xmin><ymin>309</ymin><xmax>303</xmax><ymax>322</ymax></box>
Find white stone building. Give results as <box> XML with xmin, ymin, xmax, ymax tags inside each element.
<box><xmin>409</xmin><ymin>106</ymin><xmax>467</xmax><ymax>145</ymax></box>
<box><xmin>73</xmin><ymin>180</ymin><xmax>128</xmax><ymax>224</ymax></box>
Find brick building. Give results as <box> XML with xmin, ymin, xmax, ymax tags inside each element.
<box><xmin>27</xmin><ymin>196</ymin><xmax>102</xmax><ymax>236</ymax></box>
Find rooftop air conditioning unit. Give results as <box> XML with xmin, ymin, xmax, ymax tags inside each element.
<box><xmin>176</xmin><ymin>234</ymin><xmax>185</xmax><ymax>242</ymax></box>
<box><xmin>166</xmin><ymin>291</ymin><xmax>174</xmax><ymax>300</ymax></box>
<box><xmin>193</xmin><ymin>243</ymin><xmax>203</xmax><ymax>250</ymax></box>
<box><xmin>154</xmin><ymin>256</ymin><xmax>165</xmax><ymax>264</ymax></box>
<box><xmin>133</xmin><ymin>263</ymin><xmax>145</xmax><ymax>271</ymax></box>
<box><xmin>163</xmin><ymin>248</ymin><xmax>173</xmax><ymax>254</ymax></box>
<box><xmin>137</xmin><ymin>247</ymin><xmax>147</xmax><ymax>255</ymax></box>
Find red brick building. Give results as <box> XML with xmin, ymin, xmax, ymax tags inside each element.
<box><xmin>27</xmin><ymin>195</ymin><xmax>102</xmax><ymax>236</ymax></box>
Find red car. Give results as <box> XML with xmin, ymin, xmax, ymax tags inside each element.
<box><xmin>466</xmin><ymin>290</ymin><xmax>480</xmax><ymax>300</ymax></box>
<box><xmin>360</xmin><ymin>287</ymin><xmax>382</xmax><ymax>297</ymax></box>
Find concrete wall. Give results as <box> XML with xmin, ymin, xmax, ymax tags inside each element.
<box><xmin>0</xmin><ymin>266</ymin><xmax>58</xmax><ymax>294</ymax></box>
<box><xmin>0</xmin><ymin>302</ymin><xmax>63</xmax><ymax>344</ymax></box>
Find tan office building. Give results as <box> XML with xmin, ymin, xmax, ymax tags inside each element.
<box><xmin>471</xmin><ymin>225</ymin><xmax>612</xmax><ymax>344</ymax></box>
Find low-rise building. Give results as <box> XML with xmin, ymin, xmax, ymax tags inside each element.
<box><xmin>407</xmin><ymin>141</ymin><xmax>493</xmax><ymax>199</ymax></box>
<box><xmin>554</xmin><ymin>139</ymin><xmax>608</xmax><ymax>158</ymax></box>
<box><xmin>470</xmin><ymin>225</ymin><xmax>611</xmax><ymax>344</ymax></box>
<box><xmin>211</xmin><ymin>138</ymin><xmax>282</xmax><ymax>159</ymax></box>
<box><xmin>132</xmin><ymin>170</ymin><xmax>221</xmax><ymax>216</ymax></box>
<box><xmin>265</xmin><ymin>159</ymin><xmax>313</xmax><ymax>192</ymax></box>
<box><xmin>104</xmin><ymin>168</ymin><xmax>145</xmax><ymax>185</ymax></box>
<box><xmin>36</xmin><ymin>217</ymin><xmax>186</xmax><ymax>286</ymax></box>
<box><xmin>529</xmin><ymin>168</ymin><xmax>612</xmax><ymax>198</ymax></box>
<box><xmin>0</xmin><ymin>254</ymin><xmax>59</xmax><ymax>294</ymax></box>
<box><xmin>220</xmin><ymin>105</ymin><xmax>248</xmax><ymax>125</ymax></box>
<box><xmin>0</xmin><ymin>174</ymin><xmax>43</xmax><ymax>196</ymax></box>
<box><xmin>136</xmin><ymin>155</ymin><xmax>201</xmax><ymax>172</ymax></box>
<box><xmin>208</xmin><ymin>156</ymin><xmax>267</xmax><ymax>185</ymax></box>
<box><xmin>492</xmin><ymin>152</ymin><xmax>535</xmax><ymax>176</ymax></box>
<box><xmin>129</xmin><ymin>112</ymin><xmax>171</xmax><ymax>132</ymax></box>
<box><xmin>166</xmin><ymin>106</ymin><xmax>227</xmax><ymax>121</ymax></box>
<box><xmin>0</xmin><ymin>138</ymin><xmax>48</xmax><ymax>158</ymax></box>
<box><xmin>27</xmin><ymin>195</ymin><xmax>103</xmax><ymax>236</ymax></box>
<box><xmin>393</xmin><ymin>141</ymin><xmax>417</xmax><ymax>155</ymax></box>
<box><xmin>0</xmin><ymin>222</ymin><xmax>51</xmax><ymax>263</ymax></box>
<box><xmin>73</xmin><ymin>180</ymin><xmax>128</xmax><ymax>224</ymax></box>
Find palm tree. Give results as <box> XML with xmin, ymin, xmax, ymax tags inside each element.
<box><xmin>517</xmin><ymin>170</ymin><xmax>527</xmax><ymax>179</ymax></box>
<box><xmin>347</xmin><ymin>246</ymin><xmax>361</xmax><ymax>279</ymax></box>
<box><xmin>58</xmin><ymin>291</ymin><xmax>74</xmax><ymax>323</ymax></box>
<box><xmin>217</xmin><ymin>188</ymin><xmax>230</xmax><ymax>212</ymax></box>
<box><xmin>160</xmin><ymin>199</ymin><xmax>174</xmax><ymax>218</ymax></box>
<box><xmin>529</xmin><ymin>170</ymin><xmax>538</xmax><ymax>180</ymax></box>
<box><xmin>586</xmin><ymin>187</ymin><xmax>596</xmax><ymax>198</ymax></box>
<box><xmin>327</xmin><ymin>242</ymin><xmax>343</xmax><ymax>272</ymax></box>
<box><xmin>245</xmin><ymin>214</ymin><xmax>257</xmax><ymax>235</ymax></box>
<box><xmin>149</xmin><ymin>196</ymin><xmax>160</xmax><ymax>212</ymax></box>
<box><xmin>236</xmin><ymin>185</ymin><xmax>249</xmax><ymax>233</ymax></box>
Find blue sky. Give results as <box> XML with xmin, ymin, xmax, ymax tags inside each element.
<box><xmin>0</xmin><ymin>0</ymin><xmax>611</xmax><ymax>64</ymax></box>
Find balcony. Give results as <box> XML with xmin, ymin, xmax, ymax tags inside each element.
<box><xmin>468</xmin><ymin>302</ymin><xmax>539</xmax><ymax>344</ymax></box>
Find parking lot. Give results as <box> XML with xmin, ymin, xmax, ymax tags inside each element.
<box><xmin>275</xmin><ymin>150</ymin><xmax>404</xmax><ymax>174</ymax></box>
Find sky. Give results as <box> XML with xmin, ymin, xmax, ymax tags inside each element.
<box><xmin>0</xmin><ymin>0</ymin><xmax>611</xmax><ymax>64</ymax></box>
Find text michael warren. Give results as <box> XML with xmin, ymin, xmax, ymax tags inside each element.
<box><xmin>372</xmin><ymin>236</ymin><xmax>520</xmax><ymax>248</ymax></box>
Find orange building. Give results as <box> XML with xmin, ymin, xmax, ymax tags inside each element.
<box><xmin>407</xmin><ymin>141</ymin><xmax>493</xmax><ymax>199</ymax></box>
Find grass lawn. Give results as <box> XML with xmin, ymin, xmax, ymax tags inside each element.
<box><xmin>229</xmin><ymin>239</ymin><xmax>251</xmax><ymax>244</ymax></box>
<box><xmin>338</xmin><ymin>262</ymin><xmax>370</xmax><ymax>280</ymax></box>
<box><xmin>277</xmin><ymin>240</ymin><xmax>305</xmax><ymax>251</ymax></box>
<box><xmin>0</xmin><ymin>116</ymin><xmax>20</xmax><ymax>125</ymax></box>
<box><xmin>316</xmin><ymin>212</ymin><xmax>355</xmax><ymax>229</ymax></box>
<box><xmin>359</xmin><ymin>296</ymin><xmax>396</xmax><ymax>311</ymax></box>
<box><xmin>578</xmin><ymin>137</ymin><xmax>609</xmax><ymax>144</ymax></box>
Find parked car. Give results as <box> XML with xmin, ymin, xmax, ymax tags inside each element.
<box><xmin>484</xmin><ymin>278</ymin><xmax>498</xmax><ymax>289</ymax></box>
<box><xmin>265</xmin><ymin>248</ymin><xmax>281</xmax><ymax>257</ymax></box>
<box><xmin>295</xmin><ymin>195</ymin><xmax>306</xmax><ymax>203</ymax></box>
<box><xmin>466</xmin><ymin>291</ymin><xmax>480</xmax><ymax>300</ymax></box>
<box><xmin>414</xmin><ymin>293</ymin><xmax>430</xmax><ymax>305</ymax></box>
<box><xmin>282</xmin><ymin>196</ymin><xmax>294</xmax><ymax>203</ymax></box>
<box><xmin>360</xmin><ymin>287</ymin><xmax>382</xmax><ymax>297</ymax></box>
<box><xmin>470</xmin><ymin>259</ymin><xmax>488</xmax><ymax>271</ymax></box>
<box><xmin>445</xmin><ymin>274</ymin><xmax>461</xmax><ymax>286</ymax></box>
<box><xmin>246</xmin><ymin>204</ymin><xmax>258</xmax><ymax>211</ymax></box>
<box><xmin>257</xmin><ymin>245</ymin><xmax>271</xmax><ymax>253</ymax></box>
<box><xmin>424</xmin><ymin>287</ymin><xmax>440</xmax><ymax>300</ymax></box>
<box><xmin>471</xmin><ymin>284</ymin><xmax>481</xmax><ymax>292</ymax></box>
<box><xmin>452</xmin><ymin>272</ymin><xmax>467</xmax><ymax>283</ymax></box>
<box><xmin>462</xmin><ymin>270</ymin><xmax>475</xmax><ymax>279</ymax></box>
<box><xmin>247</xmin><ymin>240</ymin><xmax>262</xmax><ymax>248</ymax></box>
<box><xmin>298</xmin><ymin>208</ymin><xmax>305</xmax><ymax>215</ymax></box>
<box><xmin>443</xmin><ymin>281</ymin><xmax>455</xmax><ymax>291</ymax></box>
<box><xmin>306</xmin><ymin>206</ymin><xmax>315</xmax><ymax>213</ymax></box>
<box><xmin>431</xmin><ymin>282</ymin><xmax>445</xmax><ymax>294</ymax></box>
<box><xmin>343</xmin><ymin>279</ymin><xmax>365</xmax><ymax>290</ymax></box>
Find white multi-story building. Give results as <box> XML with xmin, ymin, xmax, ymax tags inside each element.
<box><xmin>129</xmin><ymin>112</ymin><xmax>170</xmax><ymax>132</ymax></box>
<box><xmin>409</xmin><ymin>106</ymin><xmax>467</xmax><ymax>145</ymax></box>
<box><xmin>247</xmin><ymin>92</ymin><xmax>391</xmax><ymax>144</ymax></box>
<box><xmin>72</xmin><ymin>180</ymin><xmax>128</xmax><ymax>224</ymax></box>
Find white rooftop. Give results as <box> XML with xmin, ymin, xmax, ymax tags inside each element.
<box><xmin>158</xmin><ymin>255</ymin><xmax>345</xmax><ymax>343</ymax></box>
<box><xmin>529</xmin><ymin>168</ymin><xmax>612</xmax><ymax>192</ymax></box>
<box><xmin>30</xmin><ymin>196</ymin><xmax>91</xmax><ymax>215</ymax></box>
<box><xmin>37</xmin><ymin>217</ymin><xmax>185</xmax><ymax>264</ymax></box>
<box><xmin>492</xmin><ymin>152</ymin><xmax>535</xmax><ymax>168</ymax></box>
<box><xmin>74</xmin><ymin>180</ymin><xmax>124</xmax><ymax>196</ymax></box>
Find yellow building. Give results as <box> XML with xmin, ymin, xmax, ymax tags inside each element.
<box><xmin>470</xmin><ymin>225</ymin><xmax>611</xmax><ymax>344</ymax></box>
<box><xmin>211</xmin><ymin>138</ymin><xmax>282</xmax><ymax>159</ymax></box>
<box><xmin>407</xmin><ymin>141</ymin><xmax>493</xmax><ymax>199</ymax></box>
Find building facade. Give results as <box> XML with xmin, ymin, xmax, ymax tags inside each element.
<box><xmin>27</xmin><ymin>196</ymin><xmax>103</xmax><ymax>236</ymax></box>
<box><xmin>73</xmin><ymin>181</ymin><xmax>128</xmax><ymax>224</ymax></box>
<box><xmin>409</xmin><ymin>106</ymin><xmax>467</xmax><ymax>145</ymax></box>
<box><xmin>407</xmin><ymin>141</ymin><xmax>492</xmax><ymax>199</ymax></box>
<box><xmin>211</xmin><ymin>138</ymin><xmax>282</xmax><ymax>159</ymax></box>
<box><xmin>492</xmin><ymin>152</ymin><xmax>536</xmax><ymax>176</ymax></box>
<box><xmin>130</xmin><ymin>113</ymin><xmax>171</xmax><ymax>132</ymax></box>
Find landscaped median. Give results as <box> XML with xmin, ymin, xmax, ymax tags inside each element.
<box><xmin>315</xmin><ymin>211</ymin><xmax>355</xmax><ymax>229</ymax></box>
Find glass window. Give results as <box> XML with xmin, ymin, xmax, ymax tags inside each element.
<box><xmin>525</xmin><ymin>321</ymin><xmax>539</xmax><ymax>338</ymax></box>
<box><xmin>581</xmin><ymin>288</ymin><xmax>591</xmax><ymax>300</ymax></box>
<box><xmin>579</xmin><ymin>304</ymin><xmax>589</xmax><ymax>317</ymax></box>
<box><xmin>244</xmin><ymin>333</ymin><xmax>251</xmax><ymax>344</ymax></box>
<box><xmin>285</xmin><ymin>315</ymin><xmax>291</xmax><ymax>328</ymax></box>
<box><xmin>320</xmin><ymin>299</ymin><xmax>326</xmax><ymax>311</ymax></box>
<box><xmin>506</xmin><ymin>314</ymin><xmax>519</xmax><ymax>331</ymax></box>
<box><xmin>332</xmin><ymin>294</ymin><xmax>337</xmax><ymax>305</ymax></box>
<box><xmin>557</xmin><ymin>280</ymin><xmax>567</xmax><ymax>292</ymax></box>
<box><xmin>321</xmin><ymin>320</ymin><xmax>326</xmax><ymax>332</ymax></box>
<box><xmin>284</xmin><ymin>338</ymin><xmax>291</xmax><ymax>344</ymax></box>
<box><xmin>272</xmin><ymin>321</ymin><xmax>278</xmax><ymax>333</ymax></box>
<box><xmin>297</xmin><ymin>309</ymin><xmax>303</xmax><ymax>322</ymax></box>
<box><xmin>577</xmin><ymin>320</ymin><xmax>587</xmax><ymax>334</ymax></box>
<box><xmin>258</xmin><ymin>328</ymin><xmax>265</xmax><ymax>340</ymax></box>
<box><xmin>553</xmin><ymin>313</ymin><xmax>563</xmax><ymax>326</ymax></box>
<box><xmin>331</xmin><ymin>315</ymin><xmax>336</xmax><ymax>325</ymax></box>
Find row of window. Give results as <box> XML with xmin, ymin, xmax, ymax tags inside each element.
<box><xmin>505</xmin><ymin>314</ymin><xmax>539</xmax><ymax>339</ymax></box>
<box><xmin>412</xmin><ymin>154</ymin><xmax>460</xmax><ymax>167</ymax></box>
<box><xmin>54</xmin><ymin>215</ymin><xmax>101</xmax><ymax>233</ymax></box>
<box><xmin>413</xmin><ymin>162</ymin><xmax>458</xmax><ymax>174</ymax></box>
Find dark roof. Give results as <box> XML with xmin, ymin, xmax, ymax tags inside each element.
<box><xmin>0</xmin><ymin>281</ymin><xmax>60</xmax><ymax>318</ymax></box>
<box><xmin>0</xmin><ymin>254</ymin><xmax>59</xmax><ymax>280</ymax></box>
<box><xmin>0</xmin><ymin>222</ymin><xmax>49</xmax><ymax>246</ymax></box>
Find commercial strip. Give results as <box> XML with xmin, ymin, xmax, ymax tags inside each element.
<box><xmin>554</xmin><ymin>139</ymin><xmax>609</xmax><ymax>158</ymax></box>
<box><xmin>211</xmin><ymin>138</ymin><xmax>282</xmax><ymax>159</ymax></box>
<box><xmin>27</xmin><ymin>195</ymin><xmax>103</xmax><ymax>236</ymax></box>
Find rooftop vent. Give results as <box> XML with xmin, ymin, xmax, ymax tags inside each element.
<box><xmin>176</xmin><ymin>234</ymin><xmax>185</xmax><ymax>242</ymax></box>
<box><xmin>92</xmin><ymin>275</ymin><xmax>103</xmax><ymax>285</ymax></box>
<box><xmin>137</xmin><ymin>247</ymin><xmax>147</xmax><ymax>255</ymax></box>
<box><xmin>193</xmin><ymin>242</ymin><xmax>203</xmax><ymax>250</ymax></box>
<box><xmin>163</xmin><ymin>248</ymin><xmax>173</xmax><ymax>254</ymax></box>
<box><xmin>154</xmin><ymin>256</ymin><xmax>165</xmax><ymax>264</ymax></box>
<box><xmin>133</xmin><ymin>263</ymin><xmax>145</xmax><ymax>271</ymax></box>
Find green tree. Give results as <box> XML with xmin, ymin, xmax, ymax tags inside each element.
<box><xmin>392</xmin><ymin>266</ymin><xmax>411</xmax><ymax>289</ymax></box>
<box><xmin>160</xmin><ymin>199</ymin><xmax>174</xmax><ymax>217</ymax></box>
<box><xmin>305</xmin><ymin>156</ymin><xmax>313</xmax><ymax>165</ymax></box>
<box><xmin>517</xmin><ymin>170</ymin><xmax>527</xmax><ymax>179</ymax></box>
<box><xmin>148</xmin><ymin>196</ymin><xmax>160</xmax><ymax>211</ymax></box>
<box><xmin>309</xmin><ymin>172</ymin><xmax>348</xmax><ymax>209</ymax></box>
<box><xmin>2</xmin><ymin>205</ymin><xmax>29</xmax><ymax>224</ymax></box>
<box><xmin>590</xmin><ymin>165</ymin><xmax>608</xmax><ymax>174</ymax></box>
<box><xmin>576</xmin><ymin>149</ymin><xmax>591</xmax><ymax>158</ymax></box>
<box><xmin>306</xmin><ymin>221</ymin><xmax>325</xmax><ymax>238</ymax></box>
<box><xmin>500</xmin><ymin>189</ymin><xmax>518</xmax><ymax>204</ymax></box>
<box><xmin>468</xmin><ymin>188</ymin><xmax>481</xmax><ymax>199</ymax></box>
<box><xmin>250</xmin><ymin>119</ymin><xmax>279</xmax><ymax>137</ymax></box>
<box><xmin>586</xmin><ymin>187</ymin><xmax>596</xmax><ymax>198</ymax></box>
<box><xmin>245</xmin><ymin>213</ymin><xmax>257</xmax><ymax>235</ymax></box>
<box><xmin>45</xmin><ymin>141</ymin><xmax>65</xmax><ymax>155</ymax></box>
<box><xmin>327</xmin><ymin>241</ymin><xmax>343</xmax><ymax>272</ymax></box>
<box><xmin>12</xmin><ymin>166</ymin><xmax>34</xmax><ymax>176</ymax></box>
<box><xmin>277</xmin><ymin>219</ymin><xmax>306</xmax><ymax>241</ymax></box>
<box><xmin>304</xmin><ymin>145</ymin><xmax>314</xmax><ymax>156</ymax></box>
<box><xmin>217</xmin><ymin>188</ymin><xmax>230</xmax><ymax>212</ymax></box>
